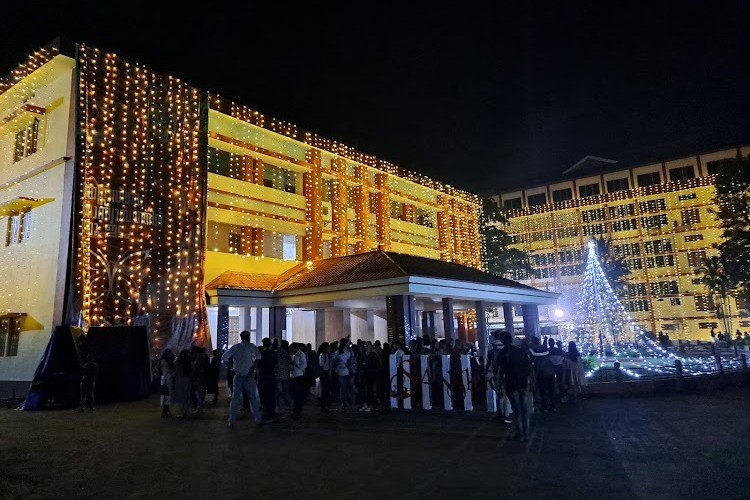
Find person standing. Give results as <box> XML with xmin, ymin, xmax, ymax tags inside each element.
<box><xmin>159</xmin><ymin>349</ymin><xmax>175</xmax><ymax>418</ymax></box>
<box><xmin>77</xmin><ymin>353</ymin><xmax>99</xmax><ymax>412</ymax></box>
<box><xmin>497</xmin><ymin>330</ymin><xmax>532</xmax><ymax>441</ymax></box>
<box><xmin>529</xmin><ymin>337</ymin><xmax>555</xmax><ymax>413</ymax></box>
<box><xmin>222</xmin><ymin>331</ymin><xmax>263</xmax><ymax>428</ymax></box>
<box><xmin>333</xmin><ymin>339</ymin><xmax>355</xmax><ymax>411</ymax></box>
<box><xmin>318</xmin><ymin>342</ymin><xmax>333</xmax><ymax>412</ymax></box>
<box><xmin>257</xmin><ymin>337</ymin><xmax>278</xmax><ymax>422</ymax></box>
<box><xmin>191</xmin><ymin>346</ymin><xmax>209</xmax><ymax>416</ymax></box>
<box><xmin>290</xmin><ymin>343</ymin><xmax>308</xmax><ymax>413</ymax></box>
<box><xmin>566</xmin><ymin>341</ymin><xmax>586</xmax><ymax>401</ymax></box>
<box><xmin>275</xmin><ymin>340</ymin><xmax>293</xmax><ymax>415</ymax></box>
<box><xmin>547</xmin><ymin>339</ymin><xmax>565</xmax><ymax>403</ymax></box>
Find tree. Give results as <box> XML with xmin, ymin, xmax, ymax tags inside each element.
<box><xmin>593</xmin><ymin>236</ymin><xmax>630</xmax><ymax>296</ymax></box>
<box><xmin>695</xmin><ymin>255</ymin><xmax>735</xmax><ymax>337</ymax></box>
<box><xmin>481</xmin><ymin>198</ymin><xmax>531</xmax><ymax>276</ymax></box>
<box><xmin>712</xmin><ymin>157</ymin><xmax>750</xmax><ymax>308</ymax></box>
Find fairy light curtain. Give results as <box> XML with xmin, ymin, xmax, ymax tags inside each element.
<box><xmin>66</xmin><ymin>45</ymin><xmax>209</xmax><ymax>353</ymax></box>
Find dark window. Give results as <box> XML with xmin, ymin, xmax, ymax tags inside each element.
<box><xmin>627</xmin><ymin>258</ymin><xmax>643</xmax><ymax>270</ymax></box>
<box><xmin>581</xmin><ymin>208</ymin><xmax>605</xmax><ymax>222</ymax></box>
<box><xmin>527</xmin><ymin>193</ymin><xmax>547</xmax><ymax>207</ymax></box>
<box><xmin>609</xmin><ymin>204</ymin><xmax>635</xmax><ymax>218</ymax></box>
<box><xmin>228</xmin><ymin>233</ymin><xmax>241</xmax><ymax>254</ymax></box>
<box><xmin>706</xmin><ymin>160</ymin><xmax>725</xmax><ymax>175</ymax></box>
<box><xmin>695</xmin><ymin>295</ymin><xmax>715</xmax><ymax>312</ymax></box>
<box><xmin>552</xmin><ymin>188</ymin><xmax>573</xmax><ymax>203</ymax></box>
<box><xmin>685</xmin><ymin>234</ymin><xmax>704</xmax><ymax>242</ymax></box>
<box><xmin>691</xmin><ymin>278</ymin><xmax>704</xmax><ymax>285</ymax></box>
<box><xmin>606</xmin><ymin>177</ymin><xmax>630</xmax><ymax>193</ymax></box>
<box><xmin>582</xmin><ymin>224</ymin><xmax>606</xmax><ymax>236</ymax></box>
<box><xmin>612</xmin><ymin>218</ymin><xmax>638</xmax><ymax>232</ymax></box>
<box><xmin>503</xmin><ymin>197</ymin><xmax>522</xmax><ymax>210</ymax></box>
<box><xmin>207</xmin><ymin>147</ymin><xmax>232</xmax><ymax>177</ymax></box>
<box><xmin>669</xmin><ymin>165</ymin><xmax>695</xmax><ymax>182</ymax></box>
<box><xmin>681</xmin><ymin>208</ymin><xmax>700</xmax><ymax>226</ymax></box>
<box><xmin>687</xmin><ymin>250</ymin><xmax>707</xmax><ymax>268</ymax></box>
<box><xmin>670</xmin><ymin>298</ymin><xmax>681</xmax><ymax>306</ymax></box>
<box><xmin>627</xmin><ymin>283</ymin><xmax>647</xmax><ymax>297</ymax></box>
<box><xmin>578</xmin><ymin>183</ymin><xmax>600</xmax><ymax>198</ymax></box>
<box><xmin>679</xmin><ymin>193</ymin><xmax>697</xmax><ymax>201</ymax></box>
<box><xmin>613</xmin><ymin>243</ymin><xmax>641</xmax><ymax>257</ymax></box>
<box><xmin>646</xmin><ymin>255</ymin><xmax>675</xmax><ymax>268</ymax></box>
<box><xmin>530</xmin><ymin>230</ymin><xmax>552</xmax><ymax>242</ymax></box>
<box><xmin>637</xmin><ymin>172</ymin><xmax>661</xmax><ymax>187</ymax></box>
<box><xmin>641</xmin><ymin>214</ymin><xmax>668</xmax><ymax>229</ymax></box>
<box><xmin>555</xmin><ymin>227</ymin><xmax>579</xmax><ymax>239</ymax></box>
<box><xmin>13</xmin><ymin>118</ymin><xmax>40</xmax><ymax>163</ymax></box>
<box><xmin>644</xmin><ymin>239</ymin><xmax>672</xmax><ymax>254</ymax></box>
<box><xmin>416</xmin><ymin>208</ymin><xmax>433</xmax><ymax>228</ymax></box>
<box><xmin>650</xmin><ymin>280</ymin><xmax>679</xmax><ymax>296</ymax></box>
<box><xmin>0</xmin><ymin>317</ymin><xmax>22</xmax><ymax>357</ymax></box>
<box><xmin>638</xmin><ymin>199</ymin><xmax>666</xmax><ymax>213</ymax></box>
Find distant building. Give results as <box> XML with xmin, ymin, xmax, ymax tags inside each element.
<box><xmin>493</xmin><ymin>145</ymin><xmax>750</xmax><ymax>340</ymax></box>
<box><xmin>0</xmin><ymin>40</ymin><xmax>556</xmax><ymax>395</ymax></box>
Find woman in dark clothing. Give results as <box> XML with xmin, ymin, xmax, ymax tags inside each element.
<box><xmin>207</xmin><ymin>349</ymin><xmax>222</xmax><ymax>405</ymax></box>
<box><xmin>173</xmin><ymin>349</ymin><xmax>193</xmax><ymax>418</ymax></box>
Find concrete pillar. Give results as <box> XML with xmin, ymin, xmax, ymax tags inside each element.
<box><xmin>503</xmin><ymin>303</ymin><xmax>514</xmax><ymax>333</ymax></box>
<box><xmin>421</xmin><ymin>311</ymin><xmax>429</xmax><ymax>339</ymax></box>
<box><xmin>427</xmin><ymin>311</ymin><xmax>436</xmax><ymax>337</ymax></box>
<box><xmin>269</xmin><ymin>306</ymin><xmax>286</xmax><ymax>340</ymax></box>
<box><xmin>386</xmin><ymin>295</ymin><xmax>417</xmax><ymax>346</ymax></box>
<box><xmin>442</xmin><ymin>297</ymin><xmax>456</xmax><ymax>340</ymax></box>
<box><xmin>475</xmin><ymin>301</ymin><xmax>489</xmax><ymax>359</ymax></box>
<box><xmin>255</xmin><ymin>306</ymin><xmax>264</xmax><ymax>345</ymax></box>
<box><xmin>342</xmin><ymin>308</ymin><xmax>352</xmax><ymax>339</ymax></box>
<box><xmin>217</xmin><ymin>305</ymin><xmax>229</xmax><ymax>349</ymax></box>
<box><xmin>367</xmin><ymin>310</ymin><xmax>375</xmax><ymax>341</ymax></box>
<box><xmin>315</xmin><ymin>308</ymin><xmax>326</xmax><ymax>348</ymax></box>
<box><xmin>522</xmin><ymin>304</ymin><xmax>540</xmax><ymax>339</ymax></box>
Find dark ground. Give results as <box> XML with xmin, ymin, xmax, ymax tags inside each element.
<box><xmin>1</xmin><ymin>387</ymin><xmax>749</xmax><ymax>500</ymax></box>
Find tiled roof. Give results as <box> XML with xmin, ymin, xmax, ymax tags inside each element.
<box><xmin>207</xmin><ymin>251</ymin><xmax>539</xmax><ymax>293</ymax></box>
<box><xmin>205</xmin><ymin>271</ymin><xmax>279</xmax><ymax>292</ymax></box>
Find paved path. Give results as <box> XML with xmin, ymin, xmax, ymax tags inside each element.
<box><xmin>1</xmin><ymin>387</ymin><xmax>749</xmax><ymax>500</ymax></box>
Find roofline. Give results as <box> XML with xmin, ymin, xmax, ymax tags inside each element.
<box><xmin>497</xmin><ymin>142</ymin><xmax>749</xmax><ymax>197</ymax></box>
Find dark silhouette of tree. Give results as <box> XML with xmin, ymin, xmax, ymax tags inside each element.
<box><xmin>695</xmin><ymin>255</ymin><xmax>735</xmax><ymax>335</ymax></box>
<box><xmin>594</xmin><ymin>236</ymin><xmax>630</xmax><ymax>296</ymax></box>
<box><xmin>481</xmin><ymin>198</ymin><xmax>531</xmax><ymax>277</ymax></box>
<box><xmin>712</xmin><ymin>157</ymin><xmax>750</xmax><ymax>310</ymax></box>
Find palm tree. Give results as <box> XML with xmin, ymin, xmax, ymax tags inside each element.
<box><xmin>695</xmin><ymin>255</ymin><xmax>735</xmax><ymax>338</ymax></box>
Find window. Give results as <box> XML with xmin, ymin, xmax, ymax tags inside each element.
<box><xmin>687</xmin><ymin>250</ymin><xmax>707</xmax><ymax>268</ymax></box>
<box><xmin>13</xmin><ymin>118</ymin><xmax>40</xmax><ymax>163</ymax></box>
<box><xmin>637</xmin><ymin>172</ymin><xmax>661</xmax><ymax>187</ymax></box>
<box><xmin>581</xmin><ymin>208</ymin><xmax>605</xmax><ymax>222</ymax></box>
<box><xmin>263</xmin><ymin>164</ymin><xmax>297</xmax><ymax>193</ymax></box>
<box><xmin>644</xmin><ymin>239</ymin><xmax>672</xmax><ymax>254</ymax></box>
<box><xmin>228</xmin><ymin>233</ymin><xmax>241</xmax><ymax>254</ymax></box>
<box><xmin>638</xmin><ymin>199</ymin><xmax>666</xmax><ymax>213</ymax></box>
<box><xmin>558</xmin><ymin>249</ymin><xmax>582</xmax><ymax>263</ymax></box>
<box><xmin>646</xmin><ymin>255</ymin><xmax>674</xmax><ymax>268</ymax></box>
<box><xmin>390</xmin><ymin>200</ymin><xmax>402</xmax><ymax>219</ymax></box>
<box><xmin>609</xmin><ymin>204</ymin><xmax>635</xmax><ymax>218</ymax></box>
<box><xmin>669</xmin><ymin>165</ymin><xmax>695</xmax><ymax>182</ymax></box>
<box><xmin>530</xmin><ymin>230</ymin><xmax>552</xmax><ymax>242</ymax></box>
<box><xmin>650</xmin><ymin>280</ymin><xmax>679</xmax><ymax>296</ymax></box>
<box><xmin>613</xmin><ymin>243</ymin><xmax>641</xmax><ymax>257</ymax></box>
<box><xmin>582</xmin><ymin>224</ymin><xmax>606</xmax><ymax>236</ymax></box>
<box><xmin>641</xmin><ymin>214</ymin><xmax>668</xmax><ymax>229</ymax></box>
<box><xmin>626</xmin><ymin>258</ymin><xmax>643</xmax><ymax>270</ymax></box>
<box><xmin>503</xmin><ymin>197</ymin><xmax>522</xmax><ymax>210</ymax></box>
<box><xmin>282</xmin><ymin>234</ymin><xmax>297</xmax><ymax>261</ymax></box>
<box><xmin>695</xmin><ymin>295</ymin><xmax>715</xmax><ymax>312</ymax></box>
<box><xmin>670</xmin><ymin>298</ymin><xmax>682</xmax><ymax>306</ymax></box>
<box><xmin>685</xmin><ymin>234</ymin><xmax>704</xmax><ymax>242</ymax></box>
<box><xmin>552</xmin><ymin>188</ymin><xmax>573</xmax><ymax>203</ymax></box>
<box><xmin>207</xmin><ymin>147</ymin><xmax>232</xmax><ymax>177</ymax></box>
<box><xmin>321</xmin><ymin>179</ymin><xmax>334</xmax><ymax>202</ymax></box>
<box><xmin>612</xmin><ymin>219</ymin><xmax>637</xmax><ymax>232</ymax></box>
<box><xmin>532</xmin><ymin>253</ymin><xmax>555</xmax><ymax>266</ymax></box>
<box><xmin>560</xmin><ymin>265</ymin><xmax>582</xmax><ymax>276</ymax></box>
<box><xmin>527</xmin><ymin>193</ymin><xmax>547</xmax><ymax>207</ymax></box>
<box><xmin>678</xmin><ymin>193</ymin><xmax>697</xmax><ymax>201</ymax></box>
<box><xmin>627</xmin><ymin>283</ymin><xmax>647</xmax><ymax>297</ymax></box>
<box><xmin>555</xmin><ymin>227</ymin><xmax>579</xmax><ymax>239</ymax></box>
<box><xmin>692</xmin><ymin>278</ymin><xmax>704</xmax><ymax>285</ymax></box>
<box><xmin>416</xmin><ymin>208</ymin><xmax>433</xmax><ymax>227</ymax></box>
<box><xmin>606</xmin><ymin>177</ymin><xmax>630</xmax><ymax>193</ymax></box>
<box><xmin>681</xmin><ymin>208</ymin><xmax>700</xmax><ymax>226</ymax></box>
<box><xmin>578</xmin><ymin>183</ymin><xmax>600</xmax><ymax>199</ymax></box>
<box><xmin>706</xmin><ymin>160</ymin><xmax>724</xmax><ymax>175</ymax></box>
<box><xmin>0</xmin><ymin>316</ymin><xmax>22</xmax><ymax>357</ymax></box>
<box><xmin>624</xmin><ymin>300</ymin><xmax>650</xmax><ymax>312</ymax></box>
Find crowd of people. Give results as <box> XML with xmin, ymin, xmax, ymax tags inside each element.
<box><xmin>709</xmin><ymin>328</ymin><xmax>750</xmax><ymax>347</ymax></box>
<box><xmin>156</xmin><ymin>329</ymin><xmax>587</xmax><ymax>441</ymax></box>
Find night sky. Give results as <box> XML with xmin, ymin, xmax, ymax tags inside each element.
<box><xmin>2</xmin><ymin>2</ymin><xmax>749</xmax><ymax>195</ymax></box>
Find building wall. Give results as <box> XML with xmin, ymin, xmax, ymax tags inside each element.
<box><xmin>203</xmin><ymin>103</ymin><xmax>482</xmax><ymax>283</ymax></box>
<box><xmin>0</xmin><ymin>54</ymin><xmax>76</xmax><ymax>382</ymax></box>
<box><xmin>498</xmin><ymin>147</ymin><xmax>745</xmax><ymax>341</ymax></box>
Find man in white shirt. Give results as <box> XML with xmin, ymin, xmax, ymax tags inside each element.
<box><xmin>290</xmin><ymin>343</ymin><xmax>308</xmax><ymax>413</ymax></box>
<box><xmin>222</xmin><ymin>331</ymin><xmax>263</xmax><ymax>427</ymax></box>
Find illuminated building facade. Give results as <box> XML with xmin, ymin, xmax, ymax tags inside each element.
<box><xmin>0</xmin><ymin>40</ymin><xmax>556</xmax><ymax>394</ymax></box>
<box><xmin>494</xmin><ymin>146</ymin><xmax>750</xmax><ymax>341</ymax></box>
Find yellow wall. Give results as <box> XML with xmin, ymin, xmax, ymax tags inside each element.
<box><xmin>0</xmin><ymin>55</ymin><xmax>76</xmax><ymax>381</ymax></box>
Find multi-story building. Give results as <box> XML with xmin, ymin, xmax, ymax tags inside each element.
<box><xmin>0</xmin><ymin>40</ymin><xmax>556</xmax><ymax>395</ymax></box>
<box><xmin>494</xmin><ymin>146</ymin><xmax>749</xmax><ymax>341</ymax></box>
